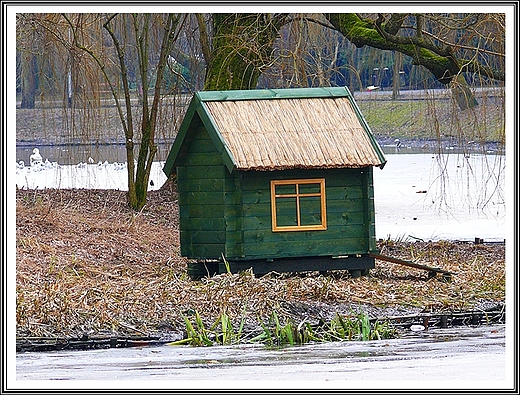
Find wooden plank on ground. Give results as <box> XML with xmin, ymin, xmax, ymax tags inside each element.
<box><xmin>370</xmin><ymin>253</ymin><xmax>455</xmax><ymax>279</ymax></box>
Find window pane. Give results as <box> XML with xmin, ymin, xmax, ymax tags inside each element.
<box><xmin>298</xmin><ymin>183</ymin><xmax>321</xmax><ymax>195</ymax></box>
<box><xmin>275</xmin><ymin>197</ymin><xmax>298</xmax><ymax>226</ymax></box>
<box><xmin>275</xmin><ymin>184</ymin><xmax>296</xmax><ymax>195</ymax></box>
<box><xmin>271</xmin><ymin>179</ymin><xmax>326</xmax><ymax>231</ymax></box>
<box><xmin>299</xmin><ymin>196</ymin><xmax>322</xmax><ymax>225</ymax></box>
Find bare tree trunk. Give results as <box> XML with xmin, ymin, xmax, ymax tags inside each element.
<box><xmin>451</xmin><ymin>73</ymin><xmax>479</xmax><ymax>110</ymax></box>
<box><xmin>102</xmin><ymin>14</ymin><xmax>138</xmax><ymax>209</ymax></box>
<box><xmin>62</xmin><ymin>13</ymin><xmax>182</xmax><ymax>210</ymax></box>
<box><xmin>20</xmin><ymin>52</ymin><xmax>37</xmax><ymax>109</ymax></box>
<box><xmin>392</xmin><ymin>51</ymin><xmax>402</xmax><ymax>100</ymax></box>
<box><xmin>133</xmin><ymin>13</ymin><xmax>181</xmax><ymax>210</ymax></box>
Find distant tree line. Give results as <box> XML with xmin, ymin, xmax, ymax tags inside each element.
<box><xmin>17</xmin><ymin>13</ymin><xmax>505</xmax><ymax>106</ymax></box>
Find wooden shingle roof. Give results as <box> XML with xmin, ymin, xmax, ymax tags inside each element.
<box><xmin>164</xmin><ymin>87</ymin><xmax>386</xmax><ymax>174</ymax></box>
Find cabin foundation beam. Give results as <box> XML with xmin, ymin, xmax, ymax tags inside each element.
<box><xmin>187</xmin><ymin>255</ymin><xmax>375</xmax><ymax>279</ymax></box>
<box><xmin>222</xmin><ymin>255</ymin><xmax>375</xmax><ymax>276</ymax></box>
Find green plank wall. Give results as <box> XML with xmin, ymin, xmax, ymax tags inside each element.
<box><xmin>176</xmin><ymin>117</ymin><xmax>228</xmax><ymax>259</ymax></box>
<box><xmin>175</xmin><ymin>119</ymin><xmax>378</xmax><ymax>261</ymax></box>
<box><xmin>227</xmin><ymin>167</ymin><xmax>377</xmax><ymax>260</ymax></box>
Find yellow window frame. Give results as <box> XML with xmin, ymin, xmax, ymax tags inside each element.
<box><xmin>270</xmin><ymin>178</ymin><xmax>327</xmax><ymax>232</ymax></box>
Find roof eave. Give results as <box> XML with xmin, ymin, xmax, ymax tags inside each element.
<box><xmin>235</xmin><ymin>163</ymin><xmax>385</xmax><ymax>172</ymax></box>
<box><xmin>163</xmin><ymin>93</ymin><xmax>238</xmax><ymax>176</ymax></box>
<box><xmin>196</xmin><ymin>100</ymin><xmax>237</xmax><ymax>173</ymax></box>
<box><xmin>345</xmin><ymin>93</ymin><xmax>387</xmax><ymax>169</ymax></box>
<box><xmin>196</xmin><ymin>86</ymin><xmax>353</xmax><ymax>103</ymax></box>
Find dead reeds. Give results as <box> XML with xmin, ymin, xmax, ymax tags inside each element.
<box><xmin>15</xmin><ymin>188</ymin><xmax>505</xmax><ymax>340</ymax></box>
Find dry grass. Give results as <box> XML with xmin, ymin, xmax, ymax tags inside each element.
<box><xmin>15</xmin><ymin>184</ymin><xmax>505</xmax><ymax>339</ymax></box>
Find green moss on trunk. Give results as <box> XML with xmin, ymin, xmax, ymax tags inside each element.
<box><xmin>326</xmin><ymin>14</ymin><xmax>460</xmax><ymax>85</ymax></box>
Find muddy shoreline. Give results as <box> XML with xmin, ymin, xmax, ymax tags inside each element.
<box><xmin>17</xmin><ymin>301</ymin><xmax>505</xmax><ymax>352</ymax></box>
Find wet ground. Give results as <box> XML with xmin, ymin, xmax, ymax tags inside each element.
<box><xmin>14</xmin><ymin>324</ymin><xmax>509</xmax><ymax>390</ymax></box>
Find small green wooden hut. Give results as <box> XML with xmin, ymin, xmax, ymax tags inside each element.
<box><xmin>163</xmin><ymin>87</ymin><xmax>386</xmax><ymax>276</ymax></box>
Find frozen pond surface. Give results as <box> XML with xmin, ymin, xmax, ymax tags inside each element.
<box><xmin>14</xmin><ymin>325</ymin><xmax>510</xmax><ymax>390</ymax></box>
<box><xmin>15</xmin><ymin>160</ymin><xmax>168</xmax><ymax>192</ymax></box>
<box><xmin>15</xmin><ymin>152</ymin><xmax>507</xmax><ymax>242</ymax></box>
<box><xmin>372</xmin><ymin>153</ymin><xmax>506</xmax><ymax>242</ymax></box>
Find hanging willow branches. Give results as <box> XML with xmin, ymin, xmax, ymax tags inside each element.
<box><xmin>16</xmin><ymin>12</ymin><xmax>506</xmax><ymax>209</ymax></box>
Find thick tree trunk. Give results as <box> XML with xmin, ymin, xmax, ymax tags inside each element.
<box><xmin>204</xmin><ymin>14</ymin><xmax>286</xmax><ymax>91</ymax></box>
<box><xmin>392</xmin><ymin>51</ymin><xmax>402</xmax><ymax>99</ymax></box>
<box><xmin>451</xmin><ymin>74</ymin><xmax>479</xmax><ymax>111</ymax></box>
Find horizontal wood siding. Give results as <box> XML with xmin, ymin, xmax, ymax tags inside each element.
<box><xmin>224</xmin><ymin>173</ymin><xmax>244</xmax><ymax>258</ymax></box>
<box><xmin>176</xmin><ymin>125</ymin><xmax>227</xmax><ymax>259</ymax></box>
<box><xmin>239</xmin><ymin>168</ymin><xmax>373</xmax><ymax>260</ymax></box>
